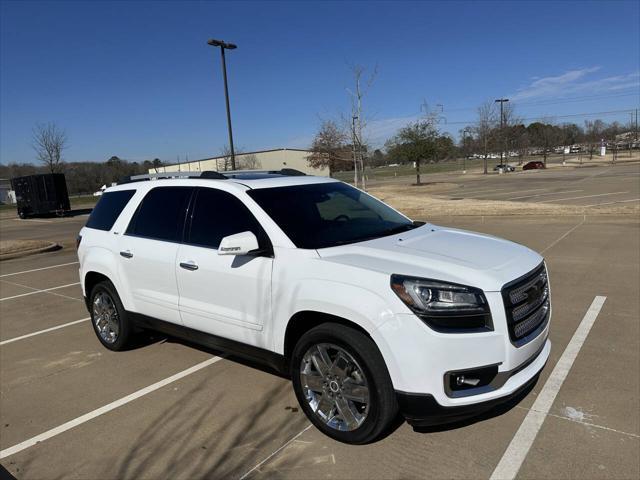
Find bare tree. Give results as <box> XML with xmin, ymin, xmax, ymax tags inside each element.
<box><xmin>32</xmin><ymin>122</ymin><xmax>68</xmax><ymax>173</ymax></box>
<box><xmin>218</xmin><ymin>145</ymin><xmax>245</xmax><ymax>171</ymax></box>
<box><xmin>239</xmin><ymin>153</ymin><xmax>261</xmax><ymax>170</ymax></box>
<box><xmin>347</xmin><ymin>64</ymin><xmax>377</xmax><ymax>190</ymax></box>
<box><xmin>473</xmin><ymin>102</ymin><xmax>497</xmax><ymax>174</ymax></box>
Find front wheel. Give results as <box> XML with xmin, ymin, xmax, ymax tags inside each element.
<box><xmin>291</xmin><ymin>323</ymin><xmax>398</xmax><ymax>444</ymax></box>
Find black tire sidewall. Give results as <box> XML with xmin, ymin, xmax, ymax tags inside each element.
<box><xmin>291</xmin><ymin>324</ymin><xmax>396</xmax><ymax>444</ymax></box>
<box><xmin>89</xmin><ymin>280</ymin><xmax>131</xmax><ymax>351</ymax></box>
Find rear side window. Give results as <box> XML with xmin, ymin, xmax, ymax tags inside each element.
<box><xmin>187</xmin><ymin>188</ymin><xmax>268</xmax><ymax>249</ymax></box>
<box><xmin>86</xmin><ymin>190</ymin><xmax>135</xmax><ymax>231</ymax></box>
<box><xmin>126</xmin><ymin>187</ymin><xmax>193</xmax><ymax>242</ymax></box>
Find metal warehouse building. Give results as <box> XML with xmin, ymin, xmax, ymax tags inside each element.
<box><xmin>150</xmin><ymin>148</ymin><xmax>329</xmax><ymax>176</ymax></box>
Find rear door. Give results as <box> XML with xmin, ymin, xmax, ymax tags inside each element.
<box><xmin>117</xmin><ymin>186</ymin><xmax>194</xmax><ymax>324</ymax></box>
<box><xmin>176</xmin><ymin>187</ymin><xmax>272</xmax><ymax>344</ymax></box>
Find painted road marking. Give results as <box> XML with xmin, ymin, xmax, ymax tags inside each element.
<box><xmin>585</xmin><ymin>198</ymin><xmax>640</xmax><ymax>207</ymax></box>
<box><xmin>0</xmin><ymin>356</ymin><xmax>225</xmax><ymax>460</ymax></box>
<box><xmin>463</xmin><ymin>188</ymin><xmax>547</xmax><ymax>198</ymax></box>
<box><xmin>490</xmin><ymin>296</ymin><xmax>607</xmax><ymax>480</ymax></box>
<box><xmin>239</xmin><ymin>424</ymin><xmax>314</xmax><ymax>480</ymax></box>
<box><xmin>0</xmin><ymin>261</ymin><xmax>79</xmax><ymax>278</ymax></box>
<box><xmin>538</xmin><ymin>191</ymin><xmax>628</xmax><ymax>203</ymax></box>
<box><xmin>507</xmin><ymin>190</ymin><xmax>583</xmax><ymax>200</ymax></box>
<box><xmin>0</xmin><ymin>318</ymin><xmax>90</xmax><ymax>346</ymax></box>
<box><xmin>541</xmin><ymin>216</ymin><xmax>586</xmax><ymax>254</ymax></box>
<box><xmin>0</xmin><ymin>282</ymin><xmax>80</xmax><ymax>301</ymax></box>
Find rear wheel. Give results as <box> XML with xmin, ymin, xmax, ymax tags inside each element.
<box><xmin>291</xmin><ymin>323</ymin><xmax>398</xmax><ymax>444</ymax></box>
<box><xmin>89</xmin><ymin>280</ymin><xmax>132</xmax><ymax>351</ymax></box>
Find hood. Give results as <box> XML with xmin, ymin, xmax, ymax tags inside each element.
<box><xmin>316</xmin><ymin>224</ymin><xmax>543</xmax><ymax>292</ymax></box>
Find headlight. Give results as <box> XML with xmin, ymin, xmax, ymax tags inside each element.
<box><xmin>390</xmin><ymin>274</ymin><xmax>492</xmax><ymax>332</ymax></box>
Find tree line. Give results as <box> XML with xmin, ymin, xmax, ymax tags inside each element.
<box><xmin>308</xmin><ymin>99</ymin><xmax>637</xmax><ymax>185</ymax></box>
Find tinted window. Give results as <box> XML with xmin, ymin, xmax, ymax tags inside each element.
<box><xmin>188</xmin><ymin>188</ymin><xmax>267</xmax><ymax>249</ymax></box>
<box><xmin>126</xmin><ymin>187</ymin><xmax>193</xmax><ymax>242</ymax></box>
<box><xmin>247</xmin><ymin>182</ymin><xmax>415</xmax><ymax>249</ymax></box>
<box><xmin>86</xmin><ymin>190</ymin><xmax>135</xmax><ymax>231</ymax></box>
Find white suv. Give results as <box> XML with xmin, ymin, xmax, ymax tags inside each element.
<box><xmin>78</xmin><ymin>170</ymin><xmax>551</xmax><ymax>444</ymax></box>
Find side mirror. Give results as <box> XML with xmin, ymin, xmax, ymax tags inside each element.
<box><xmin>218</xmin><ymin>231</ymin><xmax>259</xmax><ymax>256</ymax></box>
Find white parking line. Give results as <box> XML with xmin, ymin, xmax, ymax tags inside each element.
<box><xmin>451</xmin><ymin>187</ymin><xmax>512</xmax><ymax>196</ymax></box>
<box><xmin>538</xmin><ymin>191</ymin><xmax>628</xmax><ymax>203</ymax></box>
<box><xmin>507</xmin><ymin>190</ymin><xmax>583</xmax><ymax>200</ymax></box>
<box><xmin>0</xmin><ymin>261</ymin><xmax>79</xmax><ymax>278</ymax></box>
<box><xmin>0</xmin><ymin>356</ymin><xmax>224</xmax><ymax>460</ymax></box>
<box><xmin>490</xmin><ymin>295</ymin><xmax>607</xmax><ymax>480</ymax></box>
<box><xmin>541</xmin><ymin>216</ymin><xmax>586</xmax><ymax>254</ymax></box>
<box><xmin>463</xmin><ymin>188</ymin><xmax>547</xmax><ymax>199</ymax></box>
<box><xmin>585</xmin><ymin>198</ymin><xmax>640</xmax><ymax>207</ymax></box>
<box><xmin>0</xmin><ymin>282</ymin><xmax>80</xmax><ymax>301</ymax></box>
<box><xmin>239</xmin><ymin>424</ymin><xmax>313</xmax><ymax>480</ymax></box>
<box><xmin>0</xmin><ymin>318</ymin><xmax>90</xmax><ymax>346</ymax></box>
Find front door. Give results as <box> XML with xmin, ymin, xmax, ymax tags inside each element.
<box><xmin>176</xmin><ymin>187</ymin><xmax>272</xmax><ymax>345</ymax></box>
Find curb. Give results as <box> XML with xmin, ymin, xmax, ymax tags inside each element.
<box><xmin>0</xmin><ymin>242</ymin><xmax>62</xmax><ymax>261</ymax></box>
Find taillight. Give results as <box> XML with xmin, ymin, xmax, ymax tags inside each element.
<box><xmin>76</xmin><ymin>234</ymin><xmax>82</xmax><ymax>249</ymax></box>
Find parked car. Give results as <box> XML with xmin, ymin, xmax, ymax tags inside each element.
<box><xmin>523</xmin><ymin>161</ymin><xmax>546</xmax><ymax>170</ymax></box>
<box><xmin>78</xmin><ymin>169</ymin><xmax>551</xmax><ymax>444</ymax></box>
<box><xmin>493</xmin><ymin>164</ymin><xmax>516</xmax><ymax>172</ymax></box>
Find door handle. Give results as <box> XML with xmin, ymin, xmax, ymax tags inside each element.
<box><xmin>120</xmin><ymin>250</ymin><xmax>133</xmax><ymax>259</ymax></box>
<box><xmin>179</xmin><ymin>261</ymin><xmax>199</xmax><ymax>271</ymax></box>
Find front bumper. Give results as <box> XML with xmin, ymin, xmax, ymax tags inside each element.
<box><xmin>397</xmin><ymin>367</ymin><xmax>542</xmax><ymax>427</ymax></box>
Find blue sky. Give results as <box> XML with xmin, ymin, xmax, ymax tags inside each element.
<box><xmin>1</xmin><ymin>0</ymin><xmax>638</xmax><ymax>164</ymax></box>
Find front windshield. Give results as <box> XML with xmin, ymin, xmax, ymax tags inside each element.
<box><xmin>247</xmin><ymin>182</ymin><xmax>416</xmax><ymax>249</ymax></box>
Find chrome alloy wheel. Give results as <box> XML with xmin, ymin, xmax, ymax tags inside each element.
<box><xmin>92</xmin><ymin>291</ymin><xmax>120</xmax><ymax>344</ymax></box>
<box><xmin>300</xmin><ymin>343</ymin><xmax>370</xmax><ymax>431</ymax></box>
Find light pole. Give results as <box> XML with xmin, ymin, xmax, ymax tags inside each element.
<box><xmin>208</xmin><ymin>38</ymin><xmax>237</xmax><ymax>170</ymax></box>
<box><xmin>495</xmin><ymin>98</ymin><xmax>509</xmax><ymax>166</ymax></box>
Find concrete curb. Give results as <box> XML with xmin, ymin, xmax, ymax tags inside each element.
<box><xmin>0</xmin><ymin>242</ymin><xmax>62</xmax><ymax>261</ymax></box>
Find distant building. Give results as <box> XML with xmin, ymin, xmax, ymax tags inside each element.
<box><xmin>150</xmin><ymin>148</ymin><xmax>329</xmax><ymax>176</ymax></box>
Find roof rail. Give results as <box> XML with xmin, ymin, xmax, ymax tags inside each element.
<box><xmin>117</xmin><ymin>168</ymin><xmax>305</xmax><ymax>185</ymax></box>
<box><xmin>118</xmin><ymin>171</ymin><xmax>227</xmax><ymax>185</ymax></box>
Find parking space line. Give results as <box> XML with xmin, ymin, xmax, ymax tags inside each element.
<box><xmin>463</xmin><ymin>188</ymin><xmax>547</xmax><ymax>199</ymax></box>
<box><xmin>0</xmin><ymin>317</ymin><xmax>90</xmax><ymax>346</ymax></box>
<box><xmin>239</xmin><ymin>424</ymin><xmax>313</xmax><ymax>480</ymax></box>
<box><xmin>541</xmin><ymin>216</ymin><xmax>586</xmax><ymax>254</ymax></box>
<box><xmin>490</xmin><ymin>295</ymin><xmax>607</xmax><ymax>480</ymax></box>
<box><xmin>0</xmin><ymin>261</ymin><xmax>79</xmax><ymax>278</ymax></box>
<box><xmin>0</xmin><ymin>278</ymin><xmax>82</xmax><ymax>302</ymax></box>
<box><xmin>506</xmin><ymin>190</ymin><xmax>583</xmax><ymax>200</ymax></box>
<box><xmin>585</xmin><ymin>198</ymin><xmax>640</xmax><ymax>207</ymax></box>
<box><xmin>0</xmin><ymin>282</ymin><xmax>80</xmax><ymax>301</ymax></box>
<box><xmin>0</xmin><ymin>356</ymin><xmax>224</xmax><ymax>460</ymax></box>
<box><xmin>538</xmin><ymin>191</ymin><xmax>628</xmax><ymax>203</ymax></box>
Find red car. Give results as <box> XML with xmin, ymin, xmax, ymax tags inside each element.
<box><xmin>523</xmin><ymin>161</ymin><xmax>545</xmax><ymax>170</ymax></box>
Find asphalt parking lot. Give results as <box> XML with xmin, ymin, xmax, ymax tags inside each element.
<box><xmin>1</xmin><ymin>183</ymin><xmax>639</xmax><ymax>479</ymax></box>
<box><xmin>433</xmin><ymin>163</ymin><xmax>640</xmax><ymax>207</ymax></box>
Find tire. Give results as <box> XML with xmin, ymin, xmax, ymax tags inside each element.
<box><xmin>18</xmin><ymin>210</ymin><xmax>26</xmax><ymax>219</ymax></box>
<box><xmin>291</xmin><ymin>323</ymin><xmax>398</xmax><ymax>444</ymax></box>
<box><xmin>89</xmin><ymin>280</ymin><xmax>132</xmax><ymax>351</ymax></box>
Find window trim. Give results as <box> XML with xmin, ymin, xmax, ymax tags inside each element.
<box><xmin>124</xmin><ymin>186</ymin><xmax>196</xmax><ymax>244</ymax></box>
<box><xmin>184</xmin><ymin>187</ymin><xmax>274</xmax><ymax>256</ymax></box>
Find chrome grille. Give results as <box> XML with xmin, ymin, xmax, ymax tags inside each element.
<box><xmin>502</xmin><ymin>263</ymin><xmax>550</xmax><ymax>346</ymax></box>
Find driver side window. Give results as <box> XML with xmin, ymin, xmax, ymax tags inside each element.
<box><xmin>186</xmin><ymin>188</ymin><xmax>269</xmax><ymax>250</ymax></box>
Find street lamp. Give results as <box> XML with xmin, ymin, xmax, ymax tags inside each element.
<box><xmin>495</xmin><ymin>98</ymin><xmax>509</xmax><ymax>166</ymax></box>
<box><xmin>208</xmin><ymin>38</ymin><xmax>237</xmax><ymax>170</ymax></box>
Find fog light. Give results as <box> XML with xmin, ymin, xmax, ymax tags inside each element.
<box><xmin>456</xmin><ymin>375</ymin><xmax>480</xmax><ymax>387</ymax></box>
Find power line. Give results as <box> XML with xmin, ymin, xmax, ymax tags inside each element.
<box><xmin>441</xmin><ymin>108</ymin><xmax>637</xmax><ymax>126</ymax></box>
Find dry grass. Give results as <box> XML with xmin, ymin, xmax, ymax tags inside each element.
<box><xmin>368</xmin><ymin>183</ymin><xmax>640</xmax><ymax>218</ymax></box>
<box><xmin>0</xmin><ymin>239</ymin><xmax>52</xmax><ymax>255</ymax></box>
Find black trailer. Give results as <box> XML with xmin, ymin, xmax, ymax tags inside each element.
<box><xmin>10</xmin><ymin>173</ymin><xmax>71</xmax><ymax>219</ymax></box>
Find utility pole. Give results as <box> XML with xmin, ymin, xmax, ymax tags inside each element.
<box><xmin>495</xmin><ymin>98</ymin><xmax>509</xmax><ymax>166</ymax></box>
<box><xmin>207</xmin><ymin>38</ymin><xmax>237</xmax><ymax>170</ymax></box>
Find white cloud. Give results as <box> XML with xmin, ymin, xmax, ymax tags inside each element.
<box><xmin>510</xmin><ymin>67</ymin><xmax>639</xmax><ymax>101</ymax></box>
